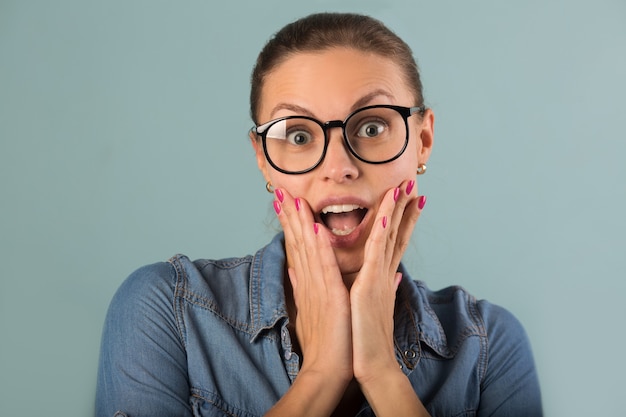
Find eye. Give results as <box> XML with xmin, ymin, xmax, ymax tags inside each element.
<box><xmin>356</xmin><ymin>121</ymin><xmax>386</xmax><ymax>138</ymax></box>
<box><xmin>286</xmin><ymin>130</ymin><xmax>313</xmax><ymax>145</ymax></box>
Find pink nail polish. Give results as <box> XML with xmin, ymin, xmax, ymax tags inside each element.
<box><xmin>295</xmin><ymin>198</ymin><xmax>301</xmax><ymax>212</ymax></box>
<box><xmin>382</xmin><ymin>216</ymin><xmax>388</xmax><ymax>228</ymax></box>
<box><xmin>418</xmin><ymin>195</ymin><xmax>427</xmax><ymax>210</ymax></box>
<box><xmin>396</xmin><ymin>272</ymin><xmax>403</xmax><ymax>286</ymax></box>
<box><xmin>406</xmin><ymin>180</ymin><xmax>415</xmax><ymax>195</ymax></box>
<box><xmin>393</xmin><ymin>187</ymin><xmax>400</xmax><ymax>202</ymax></box>
<box><xmin>273</xmin><ymin>200</ymin><xmax>281</xmax><ymax>215</ymax></box>
<box><xmin>313</xmin><ymin>223</ymin><xmax>319</xmax><ymax>235</ymax></box>
<box><xmin>275</xmin><ymin>188</ymin><xmax>284</xmax><ymax>203</ymax></box>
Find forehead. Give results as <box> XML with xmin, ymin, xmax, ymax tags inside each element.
<box><xmin>259</xmin><ymin>47</ymin><xmax>413</xmax><ymax>120</ymax></box>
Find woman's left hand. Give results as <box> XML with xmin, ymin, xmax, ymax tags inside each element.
<box><xmin>350</xmin><ymin>179</ymin><xmax>421</xmax><ymax>380</ymax></box>
<box><xmin>349</xmin><ymin>179</ymin><xmax>430</xmax><ymax>416</ymax></box>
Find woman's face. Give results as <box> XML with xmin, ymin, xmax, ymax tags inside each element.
<box><xmin>251</xmin><ymin>47</ymin><xmax>434</xmax><ymax>277</ymax></box>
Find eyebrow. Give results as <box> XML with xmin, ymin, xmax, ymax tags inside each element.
<box><xmin>351</xmin><ymin>90</ymin><xmax>396</xmax><ymax>111</ymax></box>
<box><xmin>268</xmin><ymin>89</ymin><xmax>396</xmax><ymax>121</ymax></box>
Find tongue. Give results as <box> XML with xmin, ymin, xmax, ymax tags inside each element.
<box><xmin>324</xmin><ymin>211</ymin><xmax>363</xmax><ymax>232</ymax></box>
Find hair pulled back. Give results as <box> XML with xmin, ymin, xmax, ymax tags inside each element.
<box><xmin>250</xmin><ymin>12</ymin><xmax>425</xmax><ymax>124</ymax></box>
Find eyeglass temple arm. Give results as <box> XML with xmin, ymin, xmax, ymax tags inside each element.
<box><xmin>410</xmin><ymin>106</ymin><xmax>426</xmax><ymax>115</ymax></box>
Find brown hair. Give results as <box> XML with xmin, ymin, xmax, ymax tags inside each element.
<box><xmin>250</xmin><ymin>12</ymin><xmax>425</xmax><ymax>124</ymax></box>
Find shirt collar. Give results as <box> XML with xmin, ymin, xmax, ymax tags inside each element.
<box><xmin>394</xmin><ymin>264</ymin><xmax>453</xmax><ymax>359</ymax></box>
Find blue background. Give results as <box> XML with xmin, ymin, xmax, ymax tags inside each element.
<box><xmin>1</xmin><ymin>1</ymin><xmax>625</xmax><ymax>415</ymax></box>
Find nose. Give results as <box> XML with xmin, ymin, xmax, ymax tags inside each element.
<box><xmin>319</xmin><ymin>127</ymin><xmax>359</xmax><ymax>182</ymax></box>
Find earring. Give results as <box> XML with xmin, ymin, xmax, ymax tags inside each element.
<box><xmin>416</xmin><ymin>164</ymin><xmax>427</xmax><ymax>175</ymax></box>
<box><xmin>266</xmin><ymin>181</ymin><xmax>274</xmax><ymax>193</ymax></box>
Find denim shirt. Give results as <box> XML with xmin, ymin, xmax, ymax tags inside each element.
<box><xmin>96</xmin><ymin>233</ymin><xmax>542</xmax><ymax>417</ymax></box>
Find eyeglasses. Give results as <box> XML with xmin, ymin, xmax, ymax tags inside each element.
<box><xmin>251</xmin><ymin>104</ymin><xmax>425</xmax><ymax>175</ymax></box>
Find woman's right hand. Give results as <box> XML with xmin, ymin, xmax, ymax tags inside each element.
<box><xmin>265</xmin><ymin>188</ymin><xmax>353</xmax><ymax>416</ymax></box>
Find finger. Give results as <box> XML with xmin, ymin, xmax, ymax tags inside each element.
<box><xmin>395</xmin><ymin>272</ymin><xmax>403</xmax><ymax>290</ymax></box>
<box><xmin>383</xmin><ymin>178</ymin><xmax>427</xmax><ymax>272</ymax></box>
<box><xmin>359</xmin><ymin>186</ymin><xmax>400</xmax><ymax>286</ymax></box>
<box><xmin>360</xmin><ymin>179</ymin><xmax>422</xmax><ymax>285</ymax></box>
<box><xmin>295</xmin><ymin>196</ymin><xmax>344</xmax><ymax>290</ymax></box>
<box><xmin>274</xmin><ymin>189</ymin><xmax>314</xmax><ymax>275</ymax></box>
<box><xmin>274</xmin><ymin>189</ymin><xmax>341</xmax><ymax>299</ymax></box>
<box><xmin>385</xmin><ymin>179</ymin><xmax>417</xmax><ymax>252</ymax></box>
<box><xmin>363</xmin><ymin>186</ymin><xmax>397</xmax><ymax>252</ymax></box>
<box><xmin>274</xmin><ymin>194</ymin><xmax>318</xmax><ymax>307</ymax></box>
<box><xmin>389</xmin><ymin>194</ymin><xmax>425</xmax><ymax>273</ymax></box>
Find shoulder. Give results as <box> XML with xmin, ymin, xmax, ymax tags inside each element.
<box><xmin>107</xmin><ymin>251</ymin><xmax>257</xmax><ymax>321</ymax></box>
<box><xmin>108</xmin><ymin>261</ymin><xmax>177</xmax><ymax>315</ymax></box>
<box><xmin>405</xmin><ymin>278</ymin><xmax>526</xmax><ymax>336</ymax></box>
<box><xmin>170</xmin><ymin>253</ymin><xmax>255</xmax><ymax>290</ymax></box>
<box><xmin>475</xmin><ymin>298</ymin><xmax>530</xmax><ymax>345</ymax></box>
<box><xmin>416</xmin><ymin>283</ymin><xmax>540</xmax><ymax>399</ymax></box>
<box><xmin>168</xmin><ymin>253</ymin><xmax>256</xmax><ymax>321</ymax></box>
<box><xmin>399</xmin><ymin>277</ymin><xmax>533</xmax><ymax>357</ymax></box>
<box><xmin>402</xmin><ymin>279</ymin><xmax>542</xmax><ymax>412</ymax></box>
<box><xmin>475</xmin><ymin>299</ymin><xmax>539</xmax><ymax>383</ymax></box>
<box><xmin>475</xmin><ymin>299</ymin><xmax>543</xmax><ymax>413</ymax></box>
<box><xmin>107</xmin><ymin>233</ymin><xmax>286</xmax><ymax>333</ymax></box>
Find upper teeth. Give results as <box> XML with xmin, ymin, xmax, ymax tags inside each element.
<box><xmin>321</xmin><ymin>204</ymin><xmax>363</xmax><ymax>214</ymax></box>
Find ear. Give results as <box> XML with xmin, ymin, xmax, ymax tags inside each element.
<box><xmin>416</xmin><ymin>109</ymin><xmax>434</xmax><ymax>165</ymax></box>
<box><xmin>249</xmin><ymin>130</ymin><xmax>272</xmax><ymax>184</ymax></box>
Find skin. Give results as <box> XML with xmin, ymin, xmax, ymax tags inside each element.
<box><xmin>250</xmin><ymin>47</ymin><xmax>434</xmax><ymax>417</ymax></box>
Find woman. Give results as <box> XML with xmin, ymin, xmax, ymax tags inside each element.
<box><xmin>96</xmin><ymin>12</ymin><xmax>542</xmax><ymax>417</ymax></box>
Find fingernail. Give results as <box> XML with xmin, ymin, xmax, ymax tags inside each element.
<box><xmin>275</xmin><ymin>188</ymin><xmax>284</xmax><ymax>203</ymax></box>
<box><xmin>396</xmin><ymin>272</ymin><xmax>403</xmax><ymax>286</ymax></box>
<box><xmin>313</xmin><ymin>223</ymin><xmax>319</xmax><ymax>235</ymax></box>
<box><xmin>406</xmin><ymin>180</ymin><xmax>415</xmax><ymax>195</ymax></box>
<box><xmin>382</xmin><ymin>216</ymin><xmax>388</xmax><ymax>228</ymax></box>
<box><xmin>295</xmin><ymin>198</ymin><xmax>301</xmax><ymax>212</ymax></box>
<box><xmin>418</xmin><ymin>195</ymin><xmax>427</xmax><ymax>210</ymax></box>
<box><xmin>273</xmin><ymin>200</ymin><xmax>281</xmax><ymax>215</ymax></box>
<box><xmin>393</xmin><ymin>187</ymin><xmax>400</xmax><ymax>202</ymax></box>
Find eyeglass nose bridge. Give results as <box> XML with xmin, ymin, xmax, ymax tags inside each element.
<box><xmin>320</xmin><ymin>119</ymin><xmax>346</xmax><ymax>135</ymax></box>
<box><xmin>319</xmin><ymin>119</ymin><xmax>356</xmax><ymax>159</ymax></box>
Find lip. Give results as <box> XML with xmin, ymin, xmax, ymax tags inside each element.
<box><xmin>314</xmin><ymin>196</ymin><xmax>373</xmax><ymax>248</ymax></box>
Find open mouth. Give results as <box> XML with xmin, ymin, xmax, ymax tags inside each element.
<box><xmin>319</xmin><ymin>204</ymin><xmax>368</xmax><ymax>236</ymax></box>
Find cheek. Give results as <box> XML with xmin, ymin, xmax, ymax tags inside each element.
<box><xmin>377</xmin><ymin>156</ymin><xmax>418</xmax><ymax>186</ymax></box>
<box><xmin>269</xmin><ymin>173</ymin><xmax>308</xmax><ymax>197</ymax></box>
<box><xmin>364</xmin><ymin>165</ymin><xmax>414</xmax><ymax>211</ymax></box>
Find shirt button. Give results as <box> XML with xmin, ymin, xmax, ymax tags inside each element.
<box><xmin>404</xmin><ymin>349</ymin><xmax>417</xmax><ymax>359</ymax></box>
<box><xmin>284</xmin><ymin>350</ymin><xmax>292</xmax><ymax>360</ymax></box>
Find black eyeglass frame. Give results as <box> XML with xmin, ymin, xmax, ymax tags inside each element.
<box><xmin>251</xmin><ymin>104</ymin><xmax>426</xmax><ymax>175</ymax></box>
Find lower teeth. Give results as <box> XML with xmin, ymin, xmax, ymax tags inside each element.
<box><xmin>331</xmin><ymin>227</ymin><xmax>355</xmax><ymax>236</ymax></box>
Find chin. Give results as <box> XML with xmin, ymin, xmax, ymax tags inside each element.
<box><xmin>335</xmin><ymin>249</ymin><xmax>364</xmax><ymax>278</ymax></box>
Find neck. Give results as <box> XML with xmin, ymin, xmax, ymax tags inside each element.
<box><xmin>342</xmin><ymin>272</ymin><xmax>358</xmax><ymax>289</ymax></box>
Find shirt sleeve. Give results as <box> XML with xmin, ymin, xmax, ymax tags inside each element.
<box><xmin>477</xmin><ymin>301</ymin><xmax>543</xmax><ymax>417</ymax></box>
<box><xmin>96</xmin><ymin>262</ymin><xmax>192</xmax><ymax>417</ymax></box>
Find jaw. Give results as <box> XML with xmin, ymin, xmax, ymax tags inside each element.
<box><xmin>333</xmin><ymin>246</ymin><xmax>365</xmax><ymax>287</ymax></box>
